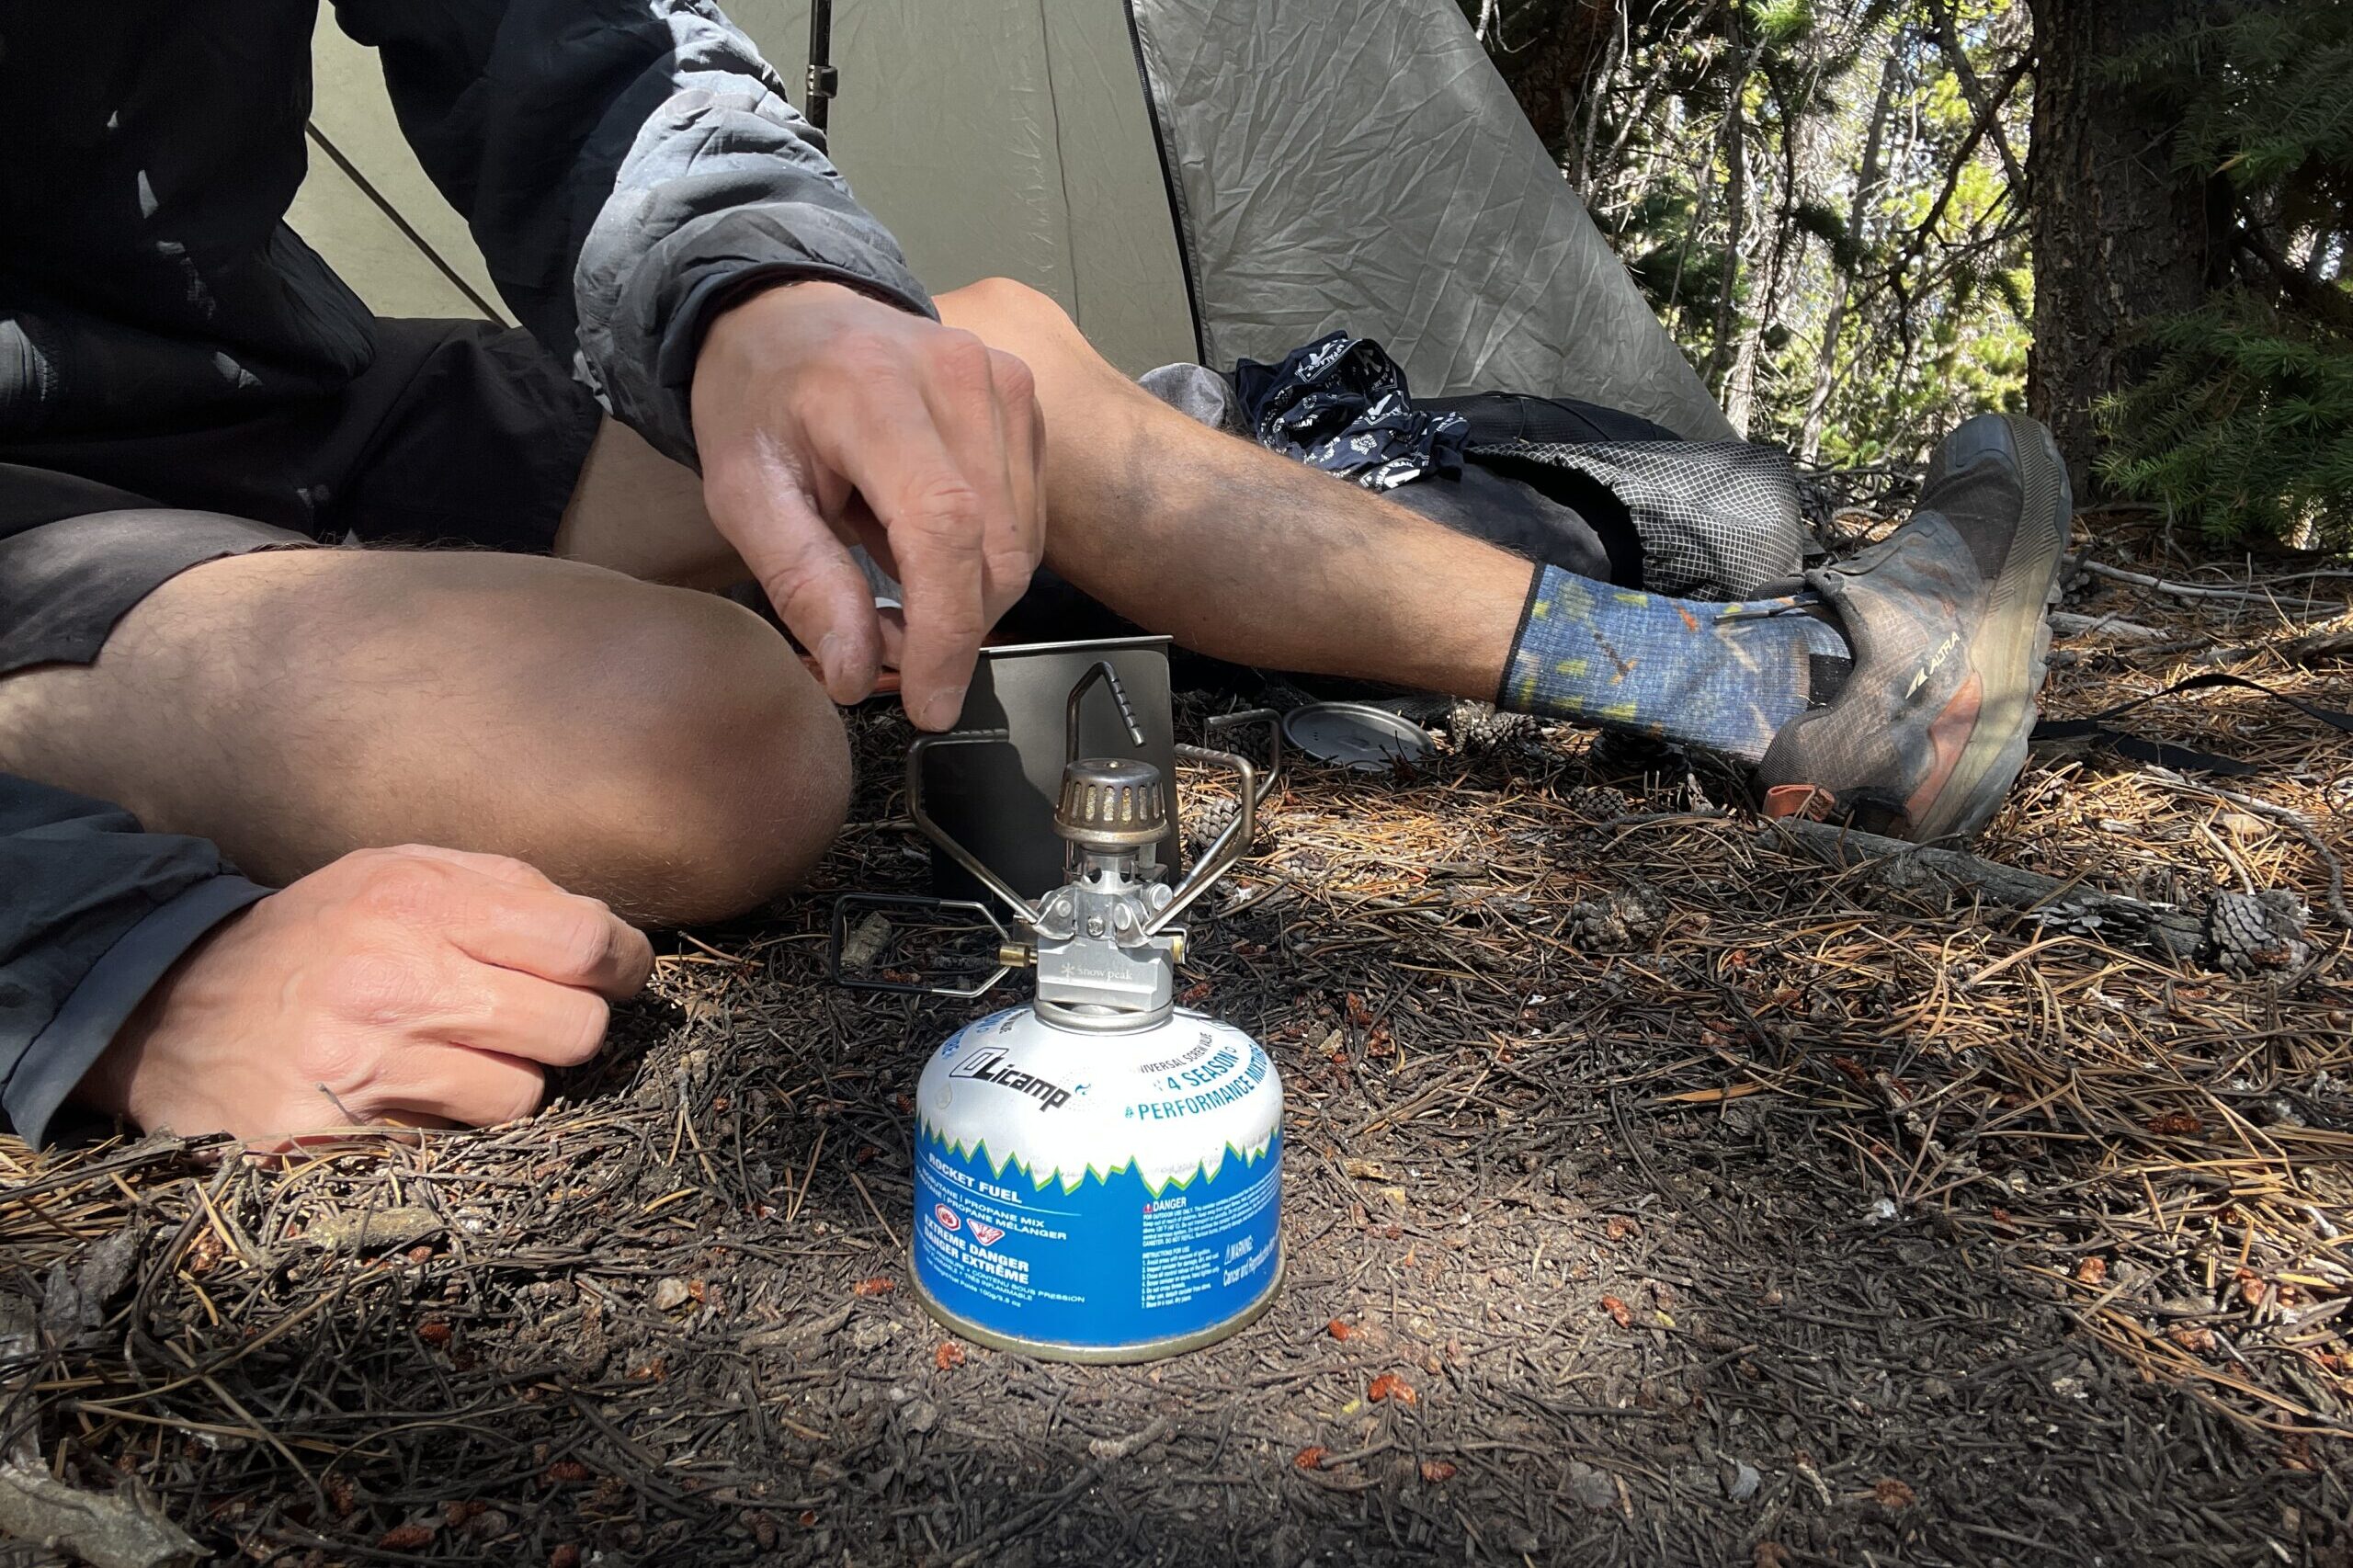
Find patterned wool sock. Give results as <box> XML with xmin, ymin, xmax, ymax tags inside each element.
<box><xmin>1498</xmin><ymin>564</ymin><xmax>1851</xmax><ymax>762</ymax></box>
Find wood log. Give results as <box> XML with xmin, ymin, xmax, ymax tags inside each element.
<box><xmin>1755</xmin><ymin>817</ymin><xmax>2208</xmax><ymax>958</ymax></box>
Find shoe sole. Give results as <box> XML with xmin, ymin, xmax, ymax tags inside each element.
<box><xmin>1910</xmin><ymin>415</ymin><xmax>2069</xmax><ymax>842</ymax></box>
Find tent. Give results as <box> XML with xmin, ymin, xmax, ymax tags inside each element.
<box><xmin>296</xmin><ymin>0</ymin><xmax>1734</xmax><ymax>442</ymax></box>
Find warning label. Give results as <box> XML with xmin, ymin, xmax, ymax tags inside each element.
<box><xmin>914</xmin><ymin>1131</ymin><xmax>1282</xmax><ymax>1347</ymax></box>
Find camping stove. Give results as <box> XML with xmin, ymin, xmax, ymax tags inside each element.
<box><xmin>834</xmin><ymin>664</ymin><xmax>1283</xmax><ymax>1360</ymax></box>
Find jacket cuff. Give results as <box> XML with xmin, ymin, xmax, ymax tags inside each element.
<box><xmin>584</xmin><ymin>202</ymin><xmax>937</xmax><ymax>470</ymax></box>
<box><xmin>642</xmin><ymin>257</ymin><xmax>937</xmax><ymax>465</ymax></box>
<box><xmin>6</xmin><ymin>875</ymin><xmax>268</xmax><ymax>1147</ymax></box>
<box><xmin>690</xmin><ymin>262</ymin><xmax>936</xmax><ymax>343</ymax></box>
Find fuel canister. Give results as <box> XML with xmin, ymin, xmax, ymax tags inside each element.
<box><xmin>913</xmin><ymin>1004</ymin><xmax>1282</xmax><ymax>1360</ymax></box>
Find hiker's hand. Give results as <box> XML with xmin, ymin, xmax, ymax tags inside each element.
<box><xmin>74</xmin><ymin>846</ymin><xmax>654</xmax><ymax>1145</ymax></box>
<box><xmin>691</xmin><ymin>279</ymin><xmax>1045</xmax><ymax>731</ymax></box>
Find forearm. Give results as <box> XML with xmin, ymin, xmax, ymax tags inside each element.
<box><xmin>332</xmin><ymin>0</ymin><xmax>930</xmax><ymax>464</ymax></box>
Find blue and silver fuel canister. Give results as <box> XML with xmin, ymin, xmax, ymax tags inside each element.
<box><xmin>913</xmin><ymin>1003</ymin><xmax>1281</xmax><ymax>1358</ymax></box>
<box><xmin>842</xmin><ymin>671</ymin><xmax>1284</xmax><ymax>1361</ymax></box>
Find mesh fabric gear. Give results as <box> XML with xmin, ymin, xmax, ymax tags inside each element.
<box><xmin>1470</xmin><ymin>438</ymin><xmax>1808</xmax><ymax>601</ymax></box>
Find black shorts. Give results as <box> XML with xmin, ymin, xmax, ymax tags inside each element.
<box><xmin>0</xmin><ymin>319</ymin><xmax>601</xmax><ymax>676</ymax></box>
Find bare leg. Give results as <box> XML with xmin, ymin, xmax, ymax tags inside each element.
<box><xmin>0</xmin><ymin>484</ymin><xmax>847</xmax><ymax>925</ymax></box>
<box><xmin>937</xmin><ymin>279</ymin><xmax>1532</xmax><ymax>699</ymax></box>
<box><xmin>551</xmin><ymin>419</ymin><xmax>749</xmax><ymax>589</ymax></box>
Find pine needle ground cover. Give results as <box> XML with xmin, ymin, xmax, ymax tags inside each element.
<box><xmin>5</xmin><ymin>522</ymin><xmax>2349</xmax><ymax>1566</ymax></box>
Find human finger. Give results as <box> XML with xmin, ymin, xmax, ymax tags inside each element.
<box><xmin>443</xmin><ymin>881</ymin><xmax>654</xmax><ymax>999</ymax></box>
<box><xmin>434</xmin><ymin>965</ymin><xmax>614</xmax><ymax>1068</ymax></box>
<box><xmin>977</xmin><ymin>347</ymin><xmax>1045</xmax><ymax>625</ymax></box>
<box><xmin>377</xmin><ymin>1044</ymin><xmax>551</xmax><ymax>1129</ymax></box>
<box><xmin>841</xmin><ymin>494</ymin><xmax>901</xmax><ymax>583</ymax></box>
<box><xmin>915</xmin><ymin>334</ymin><xmax>1030</xmax><ymax>631</ymax></box>
<box><xmin>839</xmin><ymin>506</ymin><xmax>912</xmax><ymax>675</ymax></box>
<box><xmin>807</xmin><ymin>381</ymin><xmax>988</xmax><ymax>730</ymax></box>
<box><xmin>701</xmin><ymin>440</ymin><xmax>885</xmax><ymax>703</ymax></box>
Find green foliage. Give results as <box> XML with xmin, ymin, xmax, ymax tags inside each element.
<box><xmin>2099</xmin><ymin>295</ymin><xmax>2353</xmax><ymax>549</ymax></box>
<box><xmin>1467</xmin><ymin>0</ymin><xmax>2347</xmax><ymax>550</ymax></box>
<box><xmin>2097</xmin><ymin>0</ymin><xmax>2353</xmax><ymax>547</ymax></box>
<box><xmin>1756</xmin><ymin>0</ymin><xmax>1819</xmax><ymax>50</ymax></box>
<box><xmin>1792</xmin><ymin>200</ymin><xmax>1855</xmax><ymax>268</ymax></box>
<box><xmin>1466</xmin><ymin>0</ymin><xmax>2034</xmax><ymax>466</ymax></box>
<box><xmin>2116</xmin><ymin>1</ymin><xmax>2353</xmax><ymax>210</ymax></box>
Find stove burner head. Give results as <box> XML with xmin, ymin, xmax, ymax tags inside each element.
<box><xmin>1054</xmin><ymin>756</ymin><xmax>1169</xmax><ymax>850</ymax></box>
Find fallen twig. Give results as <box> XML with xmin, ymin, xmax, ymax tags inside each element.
<box><xmin>2190</xmin><ymin>629</ymin><xmax>2353</xmax><ymax>669</ymax></box>
<box><xmin>2048</xmin><ymin>610</ymin><xmax>2176</xmax><ymax>644</ymax></box>
<box><xmin>2081</xmin><ymin>560</ymin><xmax>2349</xmax><ymax>610</ymax></box>
<box><xmin>1756</xmin><ymin>816</ymin><xmax>2208</xmax><ymax>958</ymax></box>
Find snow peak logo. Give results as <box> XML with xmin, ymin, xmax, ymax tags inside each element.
<box><xmin>949</xmin><ymin>1050</ymin><xmax>1073</xmax><ymax>1111</ymax></box>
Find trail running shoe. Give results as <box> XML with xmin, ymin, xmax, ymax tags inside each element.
<box><xmin>1756</xmin><ymin>414</ymin><xmax>2069</xmax><ymax>843</ymax></box>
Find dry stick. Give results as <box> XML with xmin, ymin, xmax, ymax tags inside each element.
<box><xmin>2191</xmin><ymin>629</ymin><xmax>2353</xmax><ymax>669</ymax></box>
<box><xmin>1753</xmin><ymin>817</ymin><xmax>2209</xmax><ymax>958</ymax></box>
<box><xmin>844</xmin><ymin>1166</ymin><xmax>902</xmax><ymax>1251</ymax></box>
<box><xmin>2079</xmin><ymin>559</ymin><xmax>2347</xmax><ymax>611</ymax></box>
<box><xmin>2046</xmin><ymin>610</ymin><xmax>2177</xmax><ymax>644</ymax></box>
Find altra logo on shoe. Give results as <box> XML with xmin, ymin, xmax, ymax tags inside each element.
<box><xmin>949</xmin><ymin>1049</ymin><xmax>1073</xmax><ymax>1112</ymax></box>
<box><xmin>1904</xmin><ymin>631</ymin><xmax>1962</xmax><ymax>700</ymax></box>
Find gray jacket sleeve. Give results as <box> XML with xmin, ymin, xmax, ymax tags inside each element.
<box><xmin>329</xmin><ymin>0</ymin><xmax>934</xmax><ymax>468</ymax></box>
<box><xmin>1</xmin><ymin>775</ymin><xmax>267</xmax><ymax>1145</ymax></box>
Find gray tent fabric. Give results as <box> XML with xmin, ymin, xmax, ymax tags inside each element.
<box><xmin>1127</xmin><ymin>0</ymin><xmax>1735</xmax><ymax>442</ymax></box>
<box><xmin>759</xmin><ymin>0</ymin><xmax>1200</xmax><ymax>377</ymax></box>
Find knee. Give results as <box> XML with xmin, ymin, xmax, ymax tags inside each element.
<box><xmin>938</xmin><ymin>277</ymin><xmax>1095</xmax><ymax>369</ymax></box>
<box><xmin>949</xmin><ymin>276</ymin><xmax>1072</xmax><ymax>330</ymax></box>
<box><xmin>574</xmin><ymin>589</ymin><xmax>851</xmax><ymax>925</ymax></box>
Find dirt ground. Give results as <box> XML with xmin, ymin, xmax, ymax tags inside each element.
<box><xmin>5</xmin><ymin>517</ymin><xmax>2351</xmax><ymax>1567</ymax></box>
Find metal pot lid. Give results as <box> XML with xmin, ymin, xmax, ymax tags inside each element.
<box><xmin>1279</xmin><ymin>702</ymin><xmax>1434</xmax><ymax>771</ymax></box>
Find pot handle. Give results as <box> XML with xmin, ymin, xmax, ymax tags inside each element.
<box><xmin>1143</xmin><ymin>744</ymin><xmax>1257</xmax><ymax>937</ymax></box>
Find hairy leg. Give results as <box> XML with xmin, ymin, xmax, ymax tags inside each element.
<box><xmin>938</xmin><ymin>282</ymin><xmax>1531</xmax><ymax>697</ymax></box>
<box><xmin>937</xmin><ymin>279</ymin><xmax>1845</xmax><ymax>761</ymax></box>
<box><xmin>0</xmin><ymin>522</ymin><xmax>848</xmax><ymax>925</ymax></box>
<box><xmin>546</xmin><ymin>282</ymin><xmax>1824</xmax><ymax>745</ymax></box>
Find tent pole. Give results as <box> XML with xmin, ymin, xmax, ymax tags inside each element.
<box><xmin>806</xmin><ymin>0</ymin><xmax>838</xmax><ymax>132</ymax></box>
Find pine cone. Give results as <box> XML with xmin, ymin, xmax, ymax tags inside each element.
<box><xmin>1564</xmin><ymin>785</ymin><xmax>1634</xmax><ymax>823</ymax></box>
<box><xmin>1444</xmin><ymin>699</ymin><xmax>1535</xmax><ymax>752</ymax></box>
<box><xmin>1183</xmin><ymin>794</ymin><xmax>1275</xmax><ymax>860</ymax></box>
<box><xmin>1564</xmin><ymin>882</ymin><xmax>1671</xmax><ymax>951</ymax></box>
<box><xmin>2207</xmin><ymin>890</ymin><xmax>2311</xmax><ymax>973</ymax></box>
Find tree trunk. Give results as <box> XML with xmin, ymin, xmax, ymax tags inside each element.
<box><xmin>1725</xmin><ymin>165</ymin><xmax>1799</xmax><ymax>439</ymax></box>
<box><xmin>1480</xmin><ymin>0</ymin><xmax>1620</xmax><ymax>159</ymax></box>
<box><xmin>1800</xmin><ymin>45</ymin><xmax>1899</xmax><ymax>462</ymax></box>
<box><xmin>1703</xmin><ymin>44</ymin><xmax>1753</xmax><ymax>395</ymax></box>
<box><xmin>2026</xmin><ymin>0</ymin><xmax>2230</xmax><ymax>493</ymax></box>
